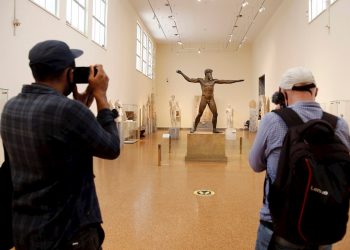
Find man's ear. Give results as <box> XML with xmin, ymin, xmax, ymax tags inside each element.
<box><xmin>315</xmin><ymin>88</ymin><xmax>318</xmax><ymax>97</ymax></box>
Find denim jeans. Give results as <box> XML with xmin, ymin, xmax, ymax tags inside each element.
<box><xmin>255</xmin><ymin>222</ymin><xmax>332</xmax><ymax>250</ymax></box>
<box><xmin>62</xmin><ymin>224</ymin><xmax>105</xmax><ymax>250</ymax></box>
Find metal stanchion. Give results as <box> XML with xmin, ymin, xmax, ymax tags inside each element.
<box><xmin>158</xmin><ymin>144</ymin><xmax>161</xmax><ymax>166</ymax></box>
<box><xmin>169</xmin><ymin>135</ymin><xmax>171</xmax><ymax>153</ymax></box>
<box><xmin>239</xmin><ymin>137</ymin><xmax>243</xmax><ymax>155</ymax></box>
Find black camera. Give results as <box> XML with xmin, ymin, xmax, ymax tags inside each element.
<box><xmin>73</xmin><ymin>67</ymin><xmax>97</xmax><ymax>84</ymax></box>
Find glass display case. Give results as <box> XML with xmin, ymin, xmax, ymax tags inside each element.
<box><xmin>329</xmin><ymin>100</ymin><xmax>350</xmax><ymax>126</ymax></box>
<box><xmin>122</xmin><ymin>104</ymin><xmax>139</xmax><ymax>144</ymax></box>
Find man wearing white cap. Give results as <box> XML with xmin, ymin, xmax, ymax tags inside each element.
<box><xmin>249</xmin><ymin>67</ymin><xmax>350</xmax><ymax>249</ymax></box>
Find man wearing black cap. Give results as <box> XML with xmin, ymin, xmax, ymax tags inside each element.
<box><xmin>0</xmin><ymin>40</ymin><xmax>120</xmax><ymax>250</ymax></box>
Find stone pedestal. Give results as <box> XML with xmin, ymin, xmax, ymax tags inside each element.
<box><xmin>185</xmin><ymin>132</ymin><xmax>227</xmax><ymax>162</ymax></box>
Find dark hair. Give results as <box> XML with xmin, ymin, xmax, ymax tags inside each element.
<box><xmin>30</xmin><ymin>62</ymin><xmax>75</xmax><ymax>82</ymax></box>
<box><xmin>272</xmin><ymin>91</ymin><xmax>286</xmax><ymax>108</ymax></box>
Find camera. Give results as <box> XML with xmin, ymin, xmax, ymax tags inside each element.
<box><xmin>73</xmin><ymin>66</ymin><xmax>97</xmax><ymax>84</ymax></box>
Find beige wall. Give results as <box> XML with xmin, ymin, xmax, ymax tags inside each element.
<box><xmin>252</xmin><ymin>0</ymin><xmax>350</xmax><ymax>107</ymax></box>
<box><xmin>0</xmin><ymin>0</ymin><xmax>154</xmax><ymax>110</ymax></box>
<box><xmin>155</xmin><ymin>44</ymin><xmax>253</xmax><ymax>129</ymax></box>
<box><xmin>1</xmin><ymin>0</ymin><xmax>349</xmax><ymax>131</ymax></box>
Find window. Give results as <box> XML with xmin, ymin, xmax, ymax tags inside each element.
<box><xmin>136</xmin><ymin>24</ymin><xmax>142</xmax><ymax>72</ymax></box>
<box><xmin>92</xmin><ymin>0</ymin><xmax>107</xmax><ymax>47</ymax></box>
<box><xmin>66</xmin><ymin>0</ymin><xmax>87</xmax><ymax>34</ymax></box>
<box><xmin>142</xmin><ymin>32</ymin><xmax>148</xmax><ymax>75</ymax></box>
<box><xmin>30</xmin><ymin>0</ymin><xmax>59</xmax><ymax>16</ymax></box>
<box><xmin>309</xmin><ymin>0</ymin><xmax>337</xmax><ymax>22</ymax></box>
<box><xmin>136</xmin><ymin>24</ymin><xmax>153</xmax><ymax>79</ymax></box>
<box><xmin>147</xmin><ymin>38</ymin><xmax>153</xmax><ymax>78</ymax></box>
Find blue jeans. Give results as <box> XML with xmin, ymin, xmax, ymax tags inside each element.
<box><xmin>255</xmin><ymin>222</ymin><xmax>332</xmax><ymax>250</ymax></box>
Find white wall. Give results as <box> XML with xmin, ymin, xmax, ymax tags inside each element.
<box><xmin>155</xmin><ymin>44</ymin><xmax>253</xmax><ymax>129</ymax></box>
<box><xmin>252</xmin><ymin>0</ymin><xmax>350</xmax><ymax>107</ymax></box>
<box><xmin>0</xmin><ymin>0</ymin><xmax>154</xmax><ymax>110</ymax></box>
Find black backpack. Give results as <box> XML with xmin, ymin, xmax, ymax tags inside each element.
<box><xmin>0</xmin><ymin>146</ymin><xmax>13</xmax><ymax>250</ymax></box>
<box><xmin>267</xmin><ymin>108</ymin><xmax>350</xmax><ymax>246</ymax></box>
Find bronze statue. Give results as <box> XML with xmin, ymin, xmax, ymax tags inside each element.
<box><xmin>176</xmin><ymin>69</ymin><xmax>244</xmax><ymax>133</ymax></box>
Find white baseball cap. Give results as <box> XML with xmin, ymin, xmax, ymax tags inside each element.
<box><xmin>279</xmin><ymin>67</ymin><xmax>316</xmax><ymax>90</ymax></box>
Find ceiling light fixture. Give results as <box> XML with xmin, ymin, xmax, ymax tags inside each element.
<box><xmin>147</xmin><ymin>0</ymin><xmax>167</xmax><ymax>39</ymax></box>
<box><xmin>259</xmin><ymin>6</ymin><xmax>266</xmax><ymax>12</ymax></box>
<box><xmin>226</xmin><ymin>2</ymin><xmax>244</xmax><ymax>48</ymax></box>
<box><xmin>198</xmin><ymin>49</ymin><xmax>201</xmax><ymax>54</ymax></box>
<box><xmin>165</xmin><ymin>0</ymin><xmax>184</xmax><ymax>48</ymax></box>
<box><xmin>236</xmin><ymin>0</ymin><xmax>267</xmax><ymax>51</ymax></box>
<box><xmin>242</xmin><ymin>1</ymin><xmax>249</xmax><ymax>8</ymax></box>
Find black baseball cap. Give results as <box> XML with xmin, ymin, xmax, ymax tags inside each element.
<box><xmin>29</xmin><ymin>40</ymin><xmax>83</xmax><ymax>71</ymax></box>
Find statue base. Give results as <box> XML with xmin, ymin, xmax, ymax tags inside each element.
<box><xmin>185</xmin><ymin>132</ymin><xmax>227</xmax><ymax>162</ymax></box>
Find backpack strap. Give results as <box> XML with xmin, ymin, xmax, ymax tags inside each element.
<box><xmin>272</xmin><ymin>108</ymin><xmax>304</xmax><ymax>128</ymax></box>
<box><xmin>322</xmin><ymin>111</ymin><xmax>338</xmax><ymax>129</ymax></box>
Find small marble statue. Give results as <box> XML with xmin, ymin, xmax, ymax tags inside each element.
<box><xmin>225</xmin><ymin>104</ymin><xmax>234</xmax><ymax>128</ymax></box>
<box><xmin>169</xmin><ymin>95</ymin><xmax>180</xmax><ymax>127</ymax></box>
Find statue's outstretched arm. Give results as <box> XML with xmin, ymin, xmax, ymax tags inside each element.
<box><xmin>215</xmin><ymin>79</ymin><xmax>244</xmax><ymax>84</ymax></box>
<box><xmin>176</xmin><ymin>70</ymin><xmax>199</xmax><ymax>83</ymax></box>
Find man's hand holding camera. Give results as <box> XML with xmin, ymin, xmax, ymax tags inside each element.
<box><xmin>73</xmin><ymin>65</ymin><xmax>110</xmax><ymax>111</ymax></box>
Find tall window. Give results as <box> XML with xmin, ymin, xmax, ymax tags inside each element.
<box><xmin>142</xmin><ymin>32</ymin><xmax>148</xmax><ymax>75</ymax></box>
<box><xmin>309</xmin><ymin>0</ymin><xmax>337</xmax><ymax>22</ymax></box>
<box><xmin>147</xmin><ymin>38</ymin><xmax>153</xmax><ymax>78</ymax></box>
<box><xmin>136</xmin><ymin>24</ymin><xmax>142</xmax><ymax>72</ymax></box>
<box><xmin>30</xmin><ymin>0</ymin><xmax>59</xmax><ymax>16</ymax></box>
<box><xmin>92</xmin><ymin>0</ymin><xmax>107</xmax><ymax>47</ymax></box>
<box><xmin>136</xmin><ymin>24</ymin><xmax>153</xmax><ymax>79</ymax></box>
<box><xmin>66</xmin><ymin>0</ymin><xmax>87</xmax><ymax>34</ymax></box>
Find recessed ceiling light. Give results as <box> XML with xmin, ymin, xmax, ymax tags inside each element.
<box><xmin>259</xmin><ymin>6</ymin><xmax>266</xmax><ymax>12</ymax></box>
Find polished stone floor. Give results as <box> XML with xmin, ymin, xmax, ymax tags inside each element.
<box><xmin>93</xmin><ymin>129</ymin><xmax>350</xmax><ymax>250</ymax></box>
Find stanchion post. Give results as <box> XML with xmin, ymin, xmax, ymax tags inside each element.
<box><xmin>158</xmin><ymin>144</ymin><xmax>161</xmax><ymax>166</ymax></box>
<box><xmin>169</xmin><ymin>135</ymin><xmax>171</xmax><ymax>153</ymax></box>
<box><xmin>239</xmin><ymin>137</ymin><xmax>243</xmax><ymax>155</ymax></box>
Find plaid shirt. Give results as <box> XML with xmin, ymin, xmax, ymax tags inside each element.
<box><xmin>1</xmin><ymin>84</ymin><xmax>120</xmax><ymax>250</ymax></box>
<box><xmin>249</xmin><ymin>101</ymin><xmax>350</xmax><ymax>223</ymax></box>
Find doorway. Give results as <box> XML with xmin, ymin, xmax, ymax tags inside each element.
<box><xmin>258</xmin><ymin>75</ymin><xmax>265</xmax><ymax>119</ymax></box>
